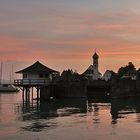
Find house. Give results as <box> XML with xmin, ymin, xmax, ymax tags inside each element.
<box><xmin>14</xmin><ymin>61</ymin><xmax>60</xmax><ymax>86</ymax></box>
<box><xmin>102</xmin><ymin>70</ymin><xmax>115</xmax><ymax>81</ymax></box>
<box><xmin>121</xmin><ymin>71</ymin><xmax>137</xmax><ymax>80</ymax></box>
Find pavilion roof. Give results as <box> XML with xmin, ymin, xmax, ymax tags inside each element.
<box><xmin>16</xmin><ymin>61</ymin><xmax>59</xmax><ymax>74</ymax></box>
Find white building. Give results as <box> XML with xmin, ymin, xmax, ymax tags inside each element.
<box><xmin>102</xmin><ymin>70</ymin><xmax>114</xmax><ymax>81</ymax></box>
<box><xmin>15</xmin><ymin>61</ymin><xmax>60</xmax><ymax>86</ymax></box>
<box><xmin>83</xmin><ymin>52</ymin><xmax>102</xmax><ymax>80</ymax></box>
<box><xmin>121</xmin><ymin>71</ymin><xmax>137</xmax><ymax>80</ymax></box>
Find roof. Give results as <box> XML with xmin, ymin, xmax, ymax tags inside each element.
<box><xmin>104</xmin><ymin>70</ymin><xmax>115</xmax><ymax>74</ymax></box>
<box><xmin>82</xmin><ymin>65</ymin><xmax>93</xmax><ymax>75</ymax></box>
<box><xmin>16</xmin><ymin>61</ymin><xmax>59</xmax><ymax>74</ymax></box>
<box><xmin>82</xmin><ymin>65</ymin><xmax>101</xmax><ymax>75</ymax></box>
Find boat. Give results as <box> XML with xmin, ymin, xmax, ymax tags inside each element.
<box><xmin>0</xmin><ymin>63</ymin><xmax>19</xmax><ymax>93</ymax></box>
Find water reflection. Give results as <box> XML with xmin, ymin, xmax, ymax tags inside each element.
<box><xmin>87</xmin><ymin>98</ymin><xmax>111</xmax><ymax>124</ymax></box>
<box><xmin>88</xmin><ymin>97</ymin><xmax>140</xmax><ymax>125</ymax></box>
<box><xmin>2</xmin><ymin>92</ymin><xmax>140</xmax><ymax>139</ymax></box>
<box><xmin>111</xmin><ymin>98</ymin><xmax>140</xmax><ymax>124</ymax></box>
<box><xmin>14</xmin><ymin>95</ymin><xmax>140</xmax><ymax>133</ymax></box>
<box><xmin>21</xmin><ymin>120</ymin><xmax>57</xmax><ymax>132</ymax></box>
<box><xmin>15</xmin><ymin>98</ymin><xmax>87</xmax><ymax>132</ymax></box>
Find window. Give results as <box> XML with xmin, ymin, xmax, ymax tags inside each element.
<box><xmin>23</xmin><ymin>74</ymin><xmax>27</xmax><ymax>78</ymax></box>
<box><xmin>39</xmin><ymin>74</ymin><xmax>43</xmax><ymax>78</ymax></box>
<box><xmin>45</xmin><ymin>74</ymin><xmax>49</xmax><ymax>78</ymax></box>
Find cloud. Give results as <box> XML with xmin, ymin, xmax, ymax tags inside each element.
<box><xmin>0</xmin><ymin>1</ymin><xmax>140</xmax><ymax>75</ymax></box>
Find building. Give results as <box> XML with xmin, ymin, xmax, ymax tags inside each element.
<box><xmin>14</xmin><ymin>61</ymin><xmax>60</xmax><ymax>86</ymax></box>
<box><xmin>121</xmin><ymin>71</ymin><xmax>137</xmax><ymax>80</ymax></box>
<box><xmin>102</xmin><ymin>70</ymin><xmax>115</xmax><ymax>81</ymax></box>
<box><xmin>83</xmin><ymin>52</ymin><xmax>102</xmax><ymax>80</ymax></box>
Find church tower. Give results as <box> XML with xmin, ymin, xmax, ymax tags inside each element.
<box><xmin>92</xmin><ymin>52</ymin><xmax>99</xmax><ymax>79</ymax></box>
<box><xmin>82</xmin><ymin>51</ymin><xmax>101</xmax><ymax>80</ymax></box>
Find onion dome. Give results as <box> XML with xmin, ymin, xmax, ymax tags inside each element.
<box><xmin>93</xmin><ymin>52</ymin><xmax>99</xmax><ymax>59</ymax></box>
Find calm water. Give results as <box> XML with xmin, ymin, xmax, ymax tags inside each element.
<box><xmin>0</xmin><ymin>92</ymin><xmax>140</xmax><ymax>140</ymax></box>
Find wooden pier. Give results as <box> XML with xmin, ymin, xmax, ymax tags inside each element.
<box><xmin>14</xmin><ymin>79</ymin><xmax>56</xmax><ymax>102</ymax></box>
<box><xmin>14</xmin><ymin>79</ymin><xmax>51</xmax><ymax>86</ymax></box>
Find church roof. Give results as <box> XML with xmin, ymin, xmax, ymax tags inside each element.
<box><xmin>82</xmin><ymin>65</ymin><xmax>93</xmax><ymax>74</ymax></box>
<box><xmin>82</xmin><ymin>65</ymin><xmax>101</xmax><ymax>76</ymax></box>
<box><xmin>93</xmin><ymin>52</ymin><xmax>99</xmax><ymax>59</ymax></box>
<box><xmin>16</xmin><ymin>61</ymin><xmax>59</xmax><ymax>74</ymax></box>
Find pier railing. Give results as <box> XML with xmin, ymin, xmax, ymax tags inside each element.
<box><xmin>14</xmin><ymin>79</ymin><xmax>51</xmax><ymax>86</ymax></box>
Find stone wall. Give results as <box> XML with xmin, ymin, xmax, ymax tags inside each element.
<box><xmin>136</xmin><ymin>71</ymin><xmax>140</xmax><ymax>94</ymax></box>
<box><xmin>111</xmin><ymin>79</ymin><xmax>137</xmax><ymax>98</ymax></box>
<box><xmin>53</xmin><ymin>81</ymin><xmax>87</xmax><ymax>98</ymax></box>
<box><xmin>40</xmin><ymin>85</ymin><xmax>54</xmax><ymax>101</ymax></box>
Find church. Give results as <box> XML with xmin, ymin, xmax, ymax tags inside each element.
<box><xmin>83</xmin><ymin>52</ymin><xmax>102</xmax><ymax>80</ymax></box>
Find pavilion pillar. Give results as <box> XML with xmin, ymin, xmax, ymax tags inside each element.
<box><xmin>37</xmin><ymin>87</ymin><xmax>40</xmax><ymax>100</ymax></box>
<box><xmin>31</xmin><ymin>87</ymin><xmax>33</xmax><ymax>100</ymax></box>
<box><xmin>22</xmin><ymin>87</ymin><xmax>25</xmax><ymax>102</ymax></box>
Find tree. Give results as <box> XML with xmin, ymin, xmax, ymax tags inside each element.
<box><xmin>61</xmin><ymin>69</ymin><xmax>80</xmax><ymax>81</ymax></box>
<box><xmin>118</xmin><ymin>62</ymin><xmax>136</xmax><ymax>78</ymax></box>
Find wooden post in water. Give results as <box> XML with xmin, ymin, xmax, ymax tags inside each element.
<box><xmin>31</xmin><ymin>87</ymin><xmax>34</xmax><ymax>109</ymax></box>
<box><xmin>27</xmin><ymin>87</ymin><xmax>30</xmax><ymax>101</ymax></box>
<box><xmin>25</xmin><ymin>87</ymin><xmax>28</xmax><ymax>101</ymax></box>
<box><xmin>22</xmin><ymin>87</ymin><xmax>25</xmax><ymax>102</ymax></box>
<box><xmin>36</xmin><ymin>87</ymin><xmax>40</xmax><ymax>109</ymax></box>
<box><xmin>25</xmin><ymin>87</ymin><xmax>30</xmax><ymax>101</ymax></box>
<box><xmin>37</xmin><ymin>87</ymin><xmax>40</xmax><ymax>100</ymax></box>
<box><xmin>31</xmin><ymin>87</ymin><xmax>33</xmax><ymax>100</ymax></box>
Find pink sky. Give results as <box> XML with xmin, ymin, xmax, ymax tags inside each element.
<box><xmin>0</xmin><ymin>1</ymin><xmax>140</xmax><ymax>79</ymax></box>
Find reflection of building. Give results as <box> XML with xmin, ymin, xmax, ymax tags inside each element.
<box><xmin>15</xmin><ymin>98</ymin><xmax>87</xmax><ymax>132</ymax></box>
<box><xmin>111</xmin><ymin>98</ymin><xmax>140</xmax><ymax>124</ymax></box>
<box><xmin>83</xmin><ymin>52</ymin><xmax>102</xmax><ymax>80</ymax></box>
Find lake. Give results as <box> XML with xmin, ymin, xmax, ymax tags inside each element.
<box><xmin>0</xmin><ymin>92</ymin><xmax>140</xmax><ymax>140</ymax></box>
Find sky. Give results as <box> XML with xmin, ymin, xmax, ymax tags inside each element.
<box><xmin>0</xmin><ymin>0</ymin><xmax>140</xmax><ymax>79</ymax></box>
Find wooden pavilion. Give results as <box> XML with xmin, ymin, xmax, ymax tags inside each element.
<box><xmin>14</xmin><ymin>61</ymin><xmax>60</xmax><ymax>101</ymax></box>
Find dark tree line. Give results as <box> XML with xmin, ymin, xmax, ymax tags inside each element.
<box><xmin>118</xmin><ymin>62</ymin><xmax>136</xmax><ymax>78</ymax></box>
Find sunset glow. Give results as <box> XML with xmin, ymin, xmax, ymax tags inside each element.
<box><xmin>1</xmin><ymin>0</ymin><xmax>140</xmax><ymax>78</ymax></box>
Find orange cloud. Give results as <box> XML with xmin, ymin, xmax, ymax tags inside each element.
<box><xmin>0</xmin><ymin>8</ymin><xmax>140</xmax><ymax>74</ymax></box>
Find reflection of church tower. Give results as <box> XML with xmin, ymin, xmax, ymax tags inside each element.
<box><xmin>92</xmin><ymin>52</ymin><xmax>99</xmax><ymax>80</ymax></box>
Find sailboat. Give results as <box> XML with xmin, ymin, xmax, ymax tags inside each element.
<box><xmin>0</xmin><ymin>63</ymin><xmax>19</xmax><ymax>92</ymax></box>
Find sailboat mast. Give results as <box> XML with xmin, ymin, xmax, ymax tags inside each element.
<box><xmin>11</xmin><ymin>64</ymin><xmax>14</xmax><ymax>84</ymax></box>
<box><xmin>0</xmin><ymin>63</ymin><xmax>2</xmax><ymax>85</ymax></box>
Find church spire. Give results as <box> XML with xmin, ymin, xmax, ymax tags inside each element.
<box><xmin>93</xmin><ymin>51</ymin><xmax>99</xmax><ymax>59</ymax></box>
